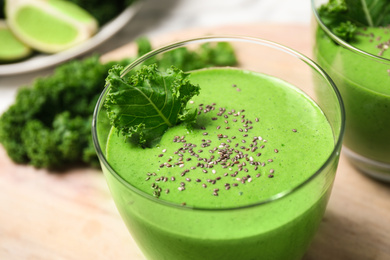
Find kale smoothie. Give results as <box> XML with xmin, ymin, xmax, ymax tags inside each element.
<box><xmin>313</xmin><ymin>0</ymin><xmax>390</xmax><ymax>177</ymax></box>
<box><xmin>314</xmin><ymin>26</ymin><xmax>390</xmax><ymax>163</ymax></box>
<box><xmin>101</xmin><ymin>67</ymin><xmax>337</xmax><ymax>260</ymax></box>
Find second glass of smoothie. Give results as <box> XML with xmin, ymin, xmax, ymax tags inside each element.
<box><xmin>92</xmin><ymin>36</ymin><xmax>345</xmax><ymax>260</ymax></box>
<box><xmin>311</xmin><ymin>0</ymin><xmax>390</xmax><ymax>181</ymax></box>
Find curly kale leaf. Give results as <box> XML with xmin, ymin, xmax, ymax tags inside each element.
<box><xmin>20</xmin><ymin>112</ymin><xmax>93</xmax><ymax>168</ymax></box>
<box><xmin>105</xmin><ymin>64</ymin><xmax>200</xmax><ymax>147</ymax></box>
<box><xmin>343</xmin><ymin>0</ymin><xmax>390</xmax><ymax>27</ymax></box>
<box><xmin>332</xmin><ymin>21</ymin><xmax>357</xmax><ymax>41</ymax></box>
<box><xmin>318</xmin><ymin>0</ymin><xmax>390</xmax><ymax>41</ymax></box>
<box><xmin>318</xmin><ymin>0</ymin><xmax>347</xmax><ymax>28</ymax></box>
<box><xmin>318</xmin><ymin>0</ymin><xmax>355</xmax><ymax>41</ymax></box>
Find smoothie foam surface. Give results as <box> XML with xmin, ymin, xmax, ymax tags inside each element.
<box><xmin>106</xmin><ymin>68</ymin><xmax>334</xmax><ymax>209</ymax></box>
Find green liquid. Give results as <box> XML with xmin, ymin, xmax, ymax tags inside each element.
<box><xmin>314</xmin><ymin>26</ymin><xmax>390</xmax><ymax>164</ymax></box>
<box><xmin>103</xmin><ymin>68</ymin><xmax>336</xmax><ymax>259</ymax></box>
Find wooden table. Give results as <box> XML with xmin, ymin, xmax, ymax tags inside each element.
<box><xmin>1</xmin><ymin>24</ymin><xmax>389</xmax><ymax>260</ymax></box>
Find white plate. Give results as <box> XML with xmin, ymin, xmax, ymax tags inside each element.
<box><xmin>0</xmin><ymin>2</ymin><xmax>141</xmax><ymax>76</ymax></box>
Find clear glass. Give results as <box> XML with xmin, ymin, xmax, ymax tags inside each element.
<box><xmin>92</xmin><ymin>36</ymin><xmax>345</xmax><ymax>260</ymax></box>
<box><xmin>311</xmin><ymin>0</ymin><xmax>390</xmax><ymax>181</ymax></box>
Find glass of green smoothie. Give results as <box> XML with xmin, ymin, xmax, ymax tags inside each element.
<box><xmin>92</xmin><ymin>36</ymin><xmax>345</xmax><ymax>260</ymax></box>
<box><xmin>311</xmin><ymin>0</ymin><xmax>390</xmax><ymax>181</ymax></box>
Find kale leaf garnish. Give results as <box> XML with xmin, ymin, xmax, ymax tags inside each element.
<box><xmin>318</xmin><ymin>0</ymin><xmax>390</xmax><ymax>41</ymax></box>
<box><xmin>105</xmin><ymin>64</ymin><xmax>200</xmax><ymax>147</ymax></box>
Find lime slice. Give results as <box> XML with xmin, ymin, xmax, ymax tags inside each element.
<box><xmin>5</xmin><ymin>0</ymin><xmax>98</xmax><ymax>53</ymax></box>
<box><xmin>0</xmin><ymin>20</ymin><xmax>32</xmax><ymax>62</ymax></box>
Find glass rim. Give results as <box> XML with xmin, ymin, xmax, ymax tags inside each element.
<box><xmin>311</xmin><ymin>0</ymin><xmax>390</xmax><ymax>63</ymax></box>
<box><xmin>92</xmin><ymin>35</ymin><xmax>345</xmax><ymax>211</ymax></box>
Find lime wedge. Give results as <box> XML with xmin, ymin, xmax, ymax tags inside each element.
<box><xmin>0</xmin><ymin>20</ymin><xmax>32</xmax><ymax>62</ymax></box>
<box><xmin>5</xmin><ymin>0</ymin><xmax>98</xmax><ymax>53</ymax></box>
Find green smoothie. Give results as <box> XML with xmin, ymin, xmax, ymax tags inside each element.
<box><xmin>102</xmin><ymin>68</ymin><xmax>337</xmax><ymax>259</ymax></box>
<box><xmin>312</xmin><ymin>0</ymin><xmax>390</xmax><ymax>176</ymax></box>
<box><xmin>314</xmin><ymin>26</ymin><xmax>390</xmax><ymax>165</ymax></box>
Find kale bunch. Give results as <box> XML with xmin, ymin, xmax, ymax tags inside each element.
<box><xmin>0</xmin><ymin>56</ymin><xmax>131</xmax><ymax>168</ymax></box>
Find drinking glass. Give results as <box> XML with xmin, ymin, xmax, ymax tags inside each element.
<box><xmin>92</xmin><ymin>36</ymin><xmax>345</xmax><ymax>260</ymax></box>
<box><xmin>311</xmin><ymin>0</ymin><xmax>390</xmax><ymax>181</ymax></box>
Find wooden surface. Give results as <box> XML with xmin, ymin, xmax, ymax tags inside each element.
<box><xmin>1</xmin><ymin>24</ymin><xmax>390</xmax><ymax>260</ymax></box>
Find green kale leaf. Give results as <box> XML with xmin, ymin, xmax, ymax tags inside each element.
<box><xmin>20</xmin><ymin>112</ymin><xmax>93</xmax><ymax>168</ymax></box>
<box><xmin>343</xmin><ymin>0</ymin><xmax>390</xmax><ymax>27</ymax></box>
<box><xmin>318</xmin><ymin>0</ymin><xmax>390</xmax><ymax>41</ymax></box>
<box><xmin>332</xmin><ymin>21</ymin><xmax>357</xmax><ymax>41</ymax></box>
<box><xmin>105</xmin><ymin>64</ymin><xmax>200</xmax><ymax>147</ymax></box>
